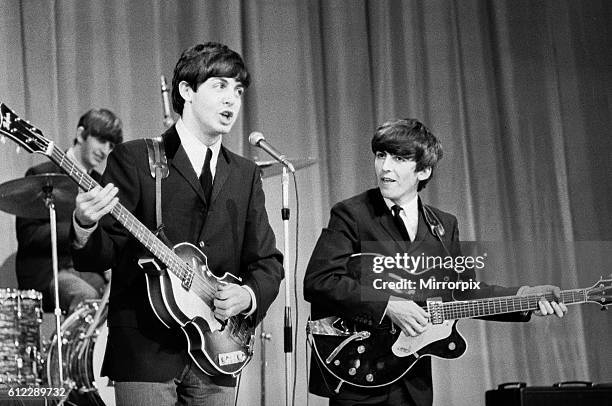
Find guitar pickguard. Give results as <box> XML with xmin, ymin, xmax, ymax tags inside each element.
<box><xmin>309</xmin><ymin>318</ymin><xmax>466</xmax><ymax>388</ymax></box>
<box><xmin>165</xmin><ymin>242</ymin><xmax>222</xmax><ymax>331</ymax></box>
<box><xmin>392</xmin><ymin>321</ymin><xmax>453</xmax><ymax>356</ymax></box>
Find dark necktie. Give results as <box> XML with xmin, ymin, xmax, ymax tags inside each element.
<box><xmin>199</xmin><ymin>148</ymin><xmax>213</xmax><ymax>204</ymax></box>
<box><xmin>391</xmin><ymin>205</ymin><xmax>411</xmax><ymax>242</ymax></box>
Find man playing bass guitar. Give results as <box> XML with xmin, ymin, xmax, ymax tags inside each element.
<box><xmin>71</xmin><ymin>43</ymin><xmax>284</xmax><ymax>406</ymax></box>
<box><xmin>304</xmin><ymin>118</ymin><xmax>566</xmax><ymax>406</ymax></box>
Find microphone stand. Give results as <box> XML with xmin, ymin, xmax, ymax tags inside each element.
<box><xmin>42</xmin><ymin>182</ymin><xmax>63</xmax><ymax>384</ymax></box>
<box><xmin>281</xmin><ymin>167</ymin><xmax>293</xmax><ymax>406</ymax></box>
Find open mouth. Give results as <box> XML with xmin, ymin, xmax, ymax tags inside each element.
<box><xmin>220</xmin><ymin>111</ymin><xmax>233</xmax><ymax>120</ymax></box>
<box><xmin>380</xmin><ymin>177</ymin><xmax>396</xmax><ymax>184</ymax></box>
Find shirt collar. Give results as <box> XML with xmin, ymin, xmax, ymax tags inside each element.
<box><xmin>383</xmin><ymin>194</ymin><xmax>419</xmax><ymax>218</ymax></box>
<box><xmin>175</xmin><ymin>118</ymin><xmax>222</xmax><ymax>177</ymax></box>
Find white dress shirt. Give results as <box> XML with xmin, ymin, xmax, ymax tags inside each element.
<box><xmin>175</xmin><ymin>118</ymin><xmax>221</xmax><ymax>179</ymax></box>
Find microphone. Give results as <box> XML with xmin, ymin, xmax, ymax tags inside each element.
<box><xmin>249</xmin><ymin>132</ymin><xmax>295</xmax><ymax>173</ymax></box>
<box><xmin>160</xmin><ymin>75</ymin><xmax>174</xmax><ymax>129</ymax></box>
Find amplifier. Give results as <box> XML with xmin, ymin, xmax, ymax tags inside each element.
<box><xmin>485</xmin><ymin>381</ymin><xmax>612</xmax><ymax>406</ymax></box>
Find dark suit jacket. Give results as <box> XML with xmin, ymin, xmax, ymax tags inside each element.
<box><xmin>304</xmin><ymin>188</ymin><xmax>526</xmax><ymax>404</ymax></box>
<box><xmin>16</xmin><ymin>160</ymin><xmax>102</xmax><ymax>309</ymax></box>
<box><xmin>71</xmin><ymin>126</ymin><xmax>284</xmax><ymax>384</ymax></box>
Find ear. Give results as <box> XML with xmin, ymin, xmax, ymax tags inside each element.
<box><xmin>417</xmin><ymin>167</ymin><xmax>432</xmax><ymax>181</ymax></box>
<box><xmin>178</xmin><ymin>81</ymin><xmax>193</xmax><ymax>104</ymax></box>
<box><xmin>75</xmin><ymin>126</ymin><xmax>85</xmax><ymax>145</ymax></box>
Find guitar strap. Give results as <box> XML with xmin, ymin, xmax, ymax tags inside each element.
<box><xmin>139</xmin><ymin>138</ymin><xmax>171</xmax><ymax>276</ymax></box>
<box><xmin>421</xmin><ymin>202</ymin><xmax>451</xmax><ymax>257</ymax></box>
<box><xmin>145</xmin><ymin>137</ymin><xmax>169</xmax><ymax>229</ymax></box>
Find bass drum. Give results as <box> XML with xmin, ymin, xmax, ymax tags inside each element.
<box><xmin>46</xmin><ymin>300</ymin><xmax>114</xmax><ymax>406</ymax></box>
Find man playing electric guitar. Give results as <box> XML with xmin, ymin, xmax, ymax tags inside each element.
<box><xmin>303</xmin><ymin>118</ymin><xmax>566</xmax><ymax>406</ymax></box>
<box><xmin>71</xmin><ymin>43</ymin><xmax>284</xmax><ymax>406</ymax></box>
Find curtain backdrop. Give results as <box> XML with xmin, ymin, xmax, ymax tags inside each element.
<box><xmin>0</xmin><ymin>1</ymin><xmax>610</xmax><ymax>405</ymax></box>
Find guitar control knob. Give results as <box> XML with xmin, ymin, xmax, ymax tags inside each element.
<box><xmin>366</xmin><ymin>374</ymin><xmax>374</xmax><ymax>382</ymax></box>
<box><xmin>357</xmin><ymin>345</ymin><xmax>365</xmax><ymax>354</ymax></box>
<box><xmin>448</xmin><ymin>342</ymin><xmax>456</xmax><ymax>351</ymax></box>
<box><xmin>348</xmin><ymin>368</ymin><xmax>357</xmax><ymax>376</ymax></box>
<box><xmin>334</xmin><ymin>360</ymin><xmax>340</xmax><ymax>366</ymax></box>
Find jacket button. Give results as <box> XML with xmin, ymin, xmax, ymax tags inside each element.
<box><xmin>199</xmin><ymin>241</ymin><xmax>206</xmax><ymax>248</ymax></box>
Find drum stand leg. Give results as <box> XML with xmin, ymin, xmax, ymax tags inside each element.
<box><xmin>44</xmin><ymin>184</ymin><xmax>64</xmax><ymax>384</ymax></box>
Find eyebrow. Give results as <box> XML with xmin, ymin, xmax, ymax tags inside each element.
<box><xmin>212</xmin><ymin>77</ymin><xmax>245</xmax><ymax>88</ymax></box>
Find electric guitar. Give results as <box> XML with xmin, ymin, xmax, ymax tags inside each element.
<box><xmin>307</xmin><ymin>275</ymin><xmax>611</xmax><ymax>391</ymax></box>
<box><xmin>0</xmin><ymin>103</ymin><xmax>255</xmax><ymax>377</ymax></box>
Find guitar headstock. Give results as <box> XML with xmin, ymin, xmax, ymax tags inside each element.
<box><xmin>0</xmin><ymin>103</ymin><xmax>50</xmax><ymax>154</ymax></box>
<box><xmin>586</xmin><ymin>275</ymin><xmax>612</xmax><ymax>309</ymax></box>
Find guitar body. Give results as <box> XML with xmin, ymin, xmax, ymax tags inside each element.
<box><xmin>143</xmin><ymin>242</ymin><xmax>255</xmax><ymax>376</ymax></box>
<box><xmin>308</xmin><ymin>317</ymin><xmax>467</xmax><ymax>389</ymax></box>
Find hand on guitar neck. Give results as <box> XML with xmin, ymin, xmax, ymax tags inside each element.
<box><xmin>517</xmin><ymin>284</ymin><xmax>568</xmax><ymax>318</ymax></box>
<box><xmin>386</xmin><ymin>283</ymin><xmax>567</xmax><ymax>339</ymax></box>
<box><xmin>74</xmin><ymin>183</ymin><xmax>119</xmax><ymax>228</ymax></box>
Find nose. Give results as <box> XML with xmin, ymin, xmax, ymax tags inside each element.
<box><xmin>381</xmin><ymin>155</ymin><xmax>393</xmax><ymax>171</ymax></box>
<box><xmin>222</xmin><ymin>91</ymin><xmax>236</xmax><ymax>106</ymax></box>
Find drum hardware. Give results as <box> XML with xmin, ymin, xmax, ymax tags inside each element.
<box><xmin>46</xmin><ymin>297</ymin><xmax>111</xmax><ymax>406</ymax></box>
<box><xmin>0</xmin><ymin>173</ymin><xmax>78</xmax><ymax>220</ymax></box>
<box><xmin>0</xmin><ymin>288</ymin><xmax>43</xmax><ymax>387</ymax></box>
<box><xmin>0</xmin><ymin>174</ymin><xmax>79</xmax><ymax>386</ymax></box>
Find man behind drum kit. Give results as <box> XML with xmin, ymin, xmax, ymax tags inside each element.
<box><xmin>15</xmin><ymin>109</ymin><xmax>123</xmax><ymax>314</ymax></box>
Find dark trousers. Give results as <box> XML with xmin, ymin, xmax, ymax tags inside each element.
<box><xmin>329</xmin><ymin>383</ymin><xmax>418</xmax><ymax>406</ymax></box>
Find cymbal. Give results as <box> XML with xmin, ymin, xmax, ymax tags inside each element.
<box><xmin>0</xmin><ymin>174</ymin><xmax>78</xmax><ymax>219</ymax></box>
<box><xmin>256</xmin><ymin>158</ymin><xmax>317</xmax><ymax>178</ymax></box>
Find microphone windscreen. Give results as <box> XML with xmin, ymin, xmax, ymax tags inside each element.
<box><xmin>248</xmin><ymin>132</ymin><xmax>265</xmax><ymax>146</ymax></box>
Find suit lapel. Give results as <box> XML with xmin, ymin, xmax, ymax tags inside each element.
<box><xmin>371</xmin><ymin>191</ymin><xmax>435</xmax><ymax>254</ymax></box>
<box><xmin>371</xmin><ymin>190</ymin><xmax>409</xmax><ymax>253</ymax></box>
<box><xmin>171</xmin><ymin>145</ymin><xmax>207</xmax><ymax>203</ymax></box>
<box><xmin>407</xmin><ymin>209</ymin><xmax>429</xmax><ymax>252</ymax></box>
<box><xmin>210</xmin><ymin>146</ymin><xmax>231</xmax><ymax>205</ymax></box>
<box><xmin>163</xmin><ymin>126</ymin><xmax>207</xmax><ymax>204</ymax></box>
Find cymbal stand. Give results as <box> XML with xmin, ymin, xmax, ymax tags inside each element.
<box><xmin>84</xmin><ymin>278</ymin><xmax>110</xmax><ymax>339</ymax></box>
<box><xmin>42</xmin><ymin>182</ymin><xmax>63</xmax><ymax>384</ymax></box>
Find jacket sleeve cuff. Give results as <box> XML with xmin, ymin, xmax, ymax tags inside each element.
<box><xmin>241</xmin><ymin>285</ymin><xmax>257</xmax><ymax>317</ymax></box>
<box><xmin>71</xmin><ymin>211</ymin><xmax>98</xmax><ymax>249</ymax></box>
